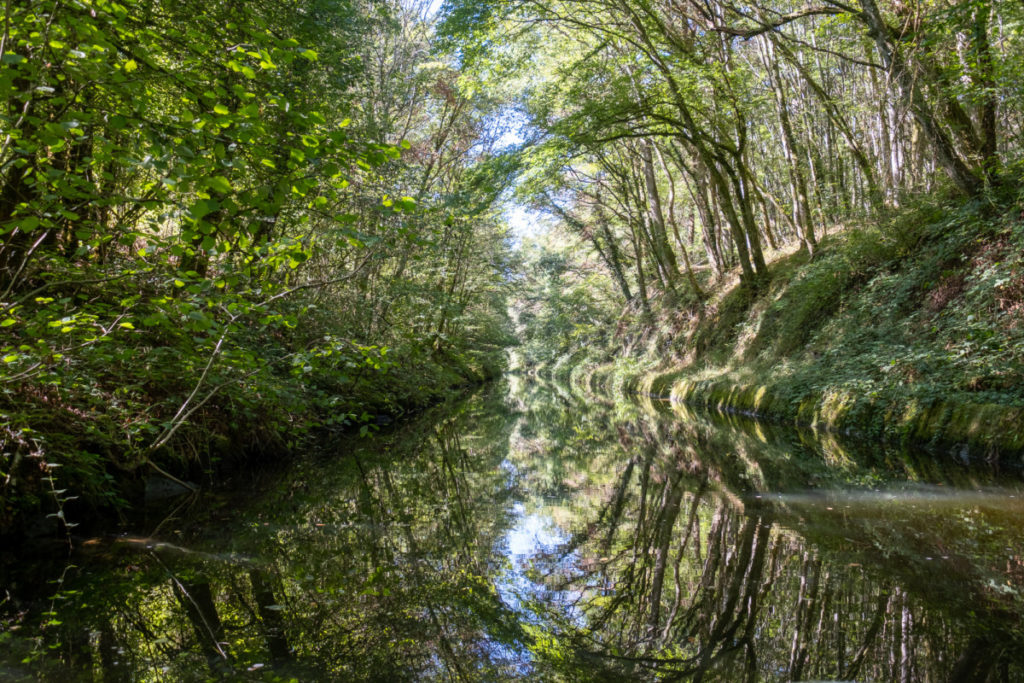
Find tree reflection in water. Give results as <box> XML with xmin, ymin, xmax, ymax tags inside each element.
<box><xmin>2</xmin><ymin>378</ymin><xmax>1023</xmax><ymax>681</ymax></box>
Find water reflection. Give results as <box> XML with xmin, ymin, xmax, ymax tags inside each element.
<box><xmin>2</xmin><ymin>378</ymin><xmax>1023</xmax><ymax>681</ymax></box>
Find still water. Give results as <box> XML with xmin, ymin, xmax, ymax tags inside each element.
<box><xmin>3</xmin><ymin>377</ymin><xmax>1024</xmax><ymax>681</ymax></box>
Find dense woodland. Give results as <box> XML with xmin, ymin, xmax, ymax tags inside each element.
<box><xmin>0</xmin><ymin>0</ymin><xmax>519</xmax><ymax>529</ymax></box>
<box><xmin>445</xmin><ymin>0</ymin><xmax>1021</xmax><ymax>291</ymax></box>
<box><xmin>2</xmin><ymin>0</ymin><xmax>1024</xmax><ymax>528</ymax></box>
<box><xmin>493</xmin><ymin>0</ymin><xmax>1024</xmax><ymax>442</ymax></box>
<box><xmin>3</xmin><ymin>0</ymin><xmax>1024</xmax><ymax>678</ymax></box>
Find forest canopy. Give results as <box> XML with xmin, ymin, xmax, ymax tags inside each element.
<box><xmin>441</xmin><ymin>0</ymin><xmax>1021</xmax><ymax>292</ymax></box>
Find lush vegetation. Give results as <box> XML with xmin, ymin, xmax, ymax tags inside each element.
<box><xmin>4</xmin><ymin>0</ymin><xmax>1024</xmax><ymax>676</ymax></box>
<box><xmin>3</xmin><ymin>0</ymin><xmax>1024</xmax><ymax>533</ymax></box>
<box><xmin>514</xmin><ymin>193</ymin><xmax>1024</xmax><ymax>451</ymax></box>
<box><xmin>443</xmin><ymin>0</ymin><xmax>1022</xmax><ymax>291</ymax></box>
<box><xmin>0</xmin><ymin>0</ymin><xmax>518</xmax><ymax>532</ymax></box>
<box><xmin>448</xmin><ymin>0</ymin><xmax>1024</xmax><ymax>447</ymax></box>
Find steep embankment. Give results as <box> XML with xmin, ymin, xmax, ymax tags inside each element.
<box><xmin>555</xmin><ymin>196</ymin><xmax>1024</xmax><ymax>461</ymax></box>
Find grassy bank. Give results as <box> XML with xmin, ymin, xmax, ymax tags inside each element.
<box><xmin>525</xmin><ymin>191</ymin><xmax>1024</xmax><ymax>461</ymax></box>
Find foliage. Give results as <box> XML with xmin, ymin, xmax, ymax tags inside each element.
<box><xmin>0</xmin><ymin>0</ymin><xmax>517</xmax><ymax>533</ymax></box>
<box><xmin>440</xmin><ymin>0</ymin><xmax>1024</xmax><ymax>310</ymax></box>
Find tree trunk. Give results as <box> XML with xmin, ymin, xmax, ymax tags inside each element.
<box><xmin>858</xmin><ymin>0</ymin><xmax>982</xmax><ymax>195</ymax></box>
<box><xmin>762</xmin><ymin>37</ymin><xmax>816</xmax><ymax>254</ymax></box>
<box><xmin>640</xmin><ymin>140</ymin><xmax>681</xmax><ymax>284</ymax></box>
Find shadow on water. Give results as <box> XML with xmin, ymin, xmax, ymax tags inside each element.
<box><xmin>2</xmin><ymin>376</ymin><xmax>1024</xmax><ymax>681</ymax></box>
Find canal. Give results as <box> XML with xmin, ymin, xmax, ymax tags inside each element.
<box><xmin>2</xmin><ymin>377</ymin><xmax>1023</xmax><ymax>681</ymax></box>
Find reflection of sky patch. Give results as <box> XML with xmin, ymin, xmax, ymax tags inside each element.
<box><xmin>499</xmin><ymin>458</ymin><xmax>519</xmax><ymax>489</ymax></box>
<box><xmin>506</xmin><ymin>505</ymin><xmax>563</xmax><ymax>557</ymax></box>
<box><xmin>495</xmin><ymin>502</ymin><xmax>585</xmax><ymax>630</ymax></box>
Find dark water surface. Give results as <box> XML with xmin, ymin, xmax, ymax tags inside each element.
<box><xmin>3</xmin><ymin>378</ymin><xmax>1024</xmax><ymax>681</ymax></box>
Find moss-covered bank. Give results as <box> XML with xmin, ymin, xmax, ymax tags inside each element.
<box><xmin>649</xmin><ymin>374</ymin><xmax>1021</xmax><ymax>462</ymax></box>
<box><xmin>526</xmin><ymin>192</ymin><xmax>1024</xmax><ymax>463</ymax></box>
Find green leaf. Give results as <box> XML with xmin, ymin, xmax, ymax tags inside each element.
<box><xmin>189</xmin><ymin>198</ymin><xmax>220</xmax><ymax>220</ymax></box>
<box><xmin>213</xmin><ymin>104</ymin><xmax>230</xmax><ymax>115</ymax></box>
<box><xmin>205</xmin><ymin>176</ymin><xmax>233</xmax><ymax>194</ymax></box>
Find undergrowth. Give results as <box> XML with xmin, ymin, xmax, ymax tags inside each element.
<box><xmin>0</xmin><ymin>280</ymin><xmax>505</xmax><ymax>535</ymax></box>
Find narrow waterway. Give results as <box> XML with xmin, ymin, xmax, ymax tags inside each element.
<box><xmin>3</xmin><ymin>377</ymin><xmax>1024</xmax><ymax>681</ymax></box>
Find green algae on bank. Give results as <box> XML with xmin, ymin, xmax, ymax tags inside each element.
<box><xmin>570</xmin><ymin>355</ymin><xmax>1024</xmax><ymax>463</ymax></box>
